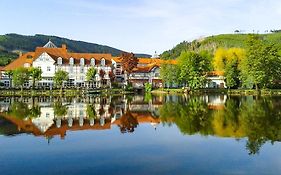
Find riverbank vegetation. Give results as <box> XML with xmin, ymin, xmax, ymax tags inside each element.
<box><xmin>160</xmin><ymin>34</ymin><xmax>281</xmax><ymax>91</ymax></box>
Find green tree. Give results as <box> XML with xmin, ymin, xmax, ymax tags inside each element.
<box><xmin>29</xmin><ymin>67</ymin><xmax>42</xmax><ymax>89</ymax></box>
<box><xmin>54</xmin><ymin>70</ymin><xmax>69</xmax><ymax>94</ymax></box>
<box><xmin>8</xmin><ymin>101</ymin><xmax>30</xmax><ymax>119</ymax></box>
<box><xmin>86</xmin><ymin>67</ymin><xmax>97</xmax><ymax>88</ymax></box>
<box><xmin>225</xmin><ymin>58</ymin><xmax>240</xmax><ymax>89</ymax></box>
<box><xmin>178</xmin><ymin>51</ymin><xmax>211</xmax><ymax>89</ymax></box>
<box><xmin>5</xmin><ymin>70</ymin><xmax>13</xmax><ymax>87</ymax></box>
<box><xmin>53</xmin><ymin>101</ymin><xmax>68</xmax><ymax>119</ymax></box>
<box><xmin>12</xmin><ymin>67</ymin><xmax>30</xmax><ymax>92</ymax></box>
<box><xmin>160</xmin><ymin>63</ymin><xmax>180</xmax><ymax>88</ymax></box>
<box><xmin>241</xmin><ymin>35</ymin><xmax>281</xmax><ymax>90</ymax></box>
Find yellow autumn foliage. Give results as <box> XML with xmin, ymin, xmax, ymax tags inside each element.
<box><xmin>213</xmin><ymin>48</ymin><xmax>246</xmax><ymax>71</ymax></box>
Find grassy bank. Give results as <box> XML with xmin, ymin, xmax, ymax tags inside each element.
<box><xmin>151</xmin><ymin>88</ymin><xmax>281</xmax><ymax>96</ymax></box>
<box><xmin>0</xmin><ymin>88</ymin><xmax>134</xmax><ymax>97</ymax></box>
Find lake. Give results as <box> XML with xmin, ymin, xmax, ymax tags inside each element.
<box><xmin>1</xmin><ymin>94</ymin><xmax>281</xmax><ymax>175</ymax></box>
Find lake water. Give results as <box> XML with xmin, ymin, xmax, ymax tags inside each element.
<box><xmin>1</xmin><ymin>94</ymin><xmax>281</xmax><ymax>175</ymax></box>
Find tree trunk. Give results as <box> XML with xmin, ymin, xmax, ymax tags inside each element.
<box><xmin>32</xmin><ymin>78</ymin><xmax>35</xmax><ymax>90</ymax></box>
<box><xmin>20</xmin><ymin>85</ymin><xmax>23</xmax><ymax>95</ymax></box>
<box><xmin>255</xmin><ymin>83</ymin><xmax>259</xmax><ymax>91</ymax></box>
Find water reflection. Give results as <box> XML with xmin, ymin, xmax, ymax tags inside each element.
<box><xmin>1</xmin><ymin>95</ymin><xmax>281</xmax><ymax>155</ymax></box>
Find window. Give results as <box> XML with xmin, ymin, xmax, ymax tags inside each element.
<box><xmin>80</xmin><ymin>67</ymin><xmax>84</xmax><ymax>73</ymax></box>
<box><xmin>80</xmin><ymin>58</ymin><xmax>85</xmax><ymax>65</ymax></box>
<box><xmin>101</xmin><ymin>58</ymin><xmax>105</xmax><ymax>66</ymax></box>
<box><xmin>91</xmin><ymin>58</ymin><xmax>95</xmax><ymax>66</ymax></box>
<box><xmin>58</xmin><ymin>57</ymin><xmax>63</xmax><ymax>65</ymax></box>
<box><xmin>69</xmin><ymin>58</ymin><xmax>74</xmax><ymax>65</ymax></box>
<box><xmin>47</xmin><ymin>66</ymin><xmax>51</xmax><ymax>71</ymax></box>
<box><xmin>46</xmin><ymin>113</ymin><xmax>50</xmax><ymax>118</ymax></box>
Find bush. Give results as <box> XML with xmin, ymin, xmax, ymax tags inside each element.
<box><xmin>145</xmin><ymin>83</ymin><xmax>152</xmax><ymax>92</ymax></box>
<box><xmin>125</xmin><ymin>83</ymin><xmax>133</xmax><ymax>91</ymax></box>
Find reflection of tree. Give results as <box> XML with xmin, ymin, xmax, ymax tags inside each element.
<box><xmin>119</xmin><ymin>111</ymin><xmax>138</xmax><ymax>133</ymax></box>
<box><xmin>240</xmin><ymin>98</ymin><xmax>281</xmax><ymax>155</ymax></box>
<box><xmin>8</xmin><ymin>102</ymin><xmax>30</xmax><ymax>119</ymax></box>
<box><xmin>86</xmin><ymin>104</ymin><xmax>96</xmax><ymax>119</ymax></box>
<box><xmin>160</xmin><ymin>95</ymin><xmax>281</xmax><ymax>155</ymax></box>
<box><xmin>160</xmin><ymin>97</ymin><xmax>213</xmax><ymax>135</ymax></box>
<box><xmin>28</xmin><ymin>106</ymin><xmax>41</xmax><ymax>119</ymax></box>
<box><xmin>53</xmin><ymin>102</ymin><xmax>68</xmax><ymax>119</ymax></box>
<box><xmin>212</xmin><ymin>97</ymin><xmax>244</xmax><ymax>138</ymax></box>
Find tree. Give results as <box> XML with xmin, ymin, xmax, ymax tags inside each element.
<box><xmin>118</xmin><ymin>111</ymin><xmax>138</xmax><ymax>133</ymax></box>
<box><xmin>225</xmin><ymin>57</ymin><xmax>240</xmax><ymax>89</ymax></box>
<box><xmin>120</xmin><ymin>52</ymin><xmax>138</xmax><ymax>85</ymax></box>
<box><xmin>54</xmin><ymin>70</ymin><xmax>69</xmax><ymax>94</ymax></box>
<box><xmin>12</xmin><ymin>67</ymin><xmax>30</xmax><ymax>92</ymax></box>
<box><xmin>178</xmin><ymin>51</ymin><xmax>211</xmax><ymax>89</ymax></box>
<box><xmin>99</xmin><ymin>69</ymin><xmax>105</xmax><ymax>87</ymax></box>
<box><xmin>29</xmin><ymin>67</ymin><xmax>42</xmax><ymax>89</ymax></box>
<box><xmin>108</xmin><ymin>71</ymin><xmax>115</xmax><ymax>82</ymax></box>
<box><xmin>160</xmin><ymin>63</ymin><xmax>180</xmax><ymax>88</ymax></box>
<box><xmin>213</xmin><ymin>47</ymin><xmax>245</xmax><ymax>71</ymax></box>
<box><xmin>53</xmin><ymin>101</ymin><xmax>68</xmax><ymax>118</ymax></box>
<box><xmin>5</xmin><ymin>70</ymin><xmax>13</xmax><ymax>87</ymax></box>
<box><xmin>86</xmin><ymin>67</ymin><xmax>96</xmax><ymax>88</ymax></box>
<box><xmin>240</xmin><ymin>35</ymin><xmax>281</xmax><ymax>90</ymax></box>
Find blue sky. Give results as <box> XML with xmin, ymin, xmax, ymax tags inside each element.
<box><xmin>0</xmin><ymin>0</ymin><xmax>281</xmax><ymax>54</ymax></box>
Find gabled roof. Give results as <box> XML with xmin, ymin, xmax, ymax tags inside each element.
<box><xmin>43</xmin><ymin>40</ymin><xmax>57</xmax><ymax>48</ymax></box>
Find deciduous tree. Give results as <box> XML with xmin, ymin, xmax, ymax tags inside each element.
<box><xmin>12</xmin><ymin>67</ymin><xmax>30</xmax><ymax>92</ymax></box>
<box><xmin>120</xmin><ymin>52</ymin><xmax>138</xmax><ymax>84</ymax></box>
<box><xmin>54</xmin><ymin>70</ymin><xmax>69</xmax><ymax>94</ymax></box>
<box><xmin>29</xmin><ymin>67</ymin><xmax>42</xmax><ymax>89</ymax></box>
<box><xmin>178</xmin><ymin>51</ymin><xmax>211</xmax><ymax>89</ymax></box>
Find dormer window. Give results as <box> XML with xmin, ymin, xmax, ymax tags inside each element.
<box><xmin>70</xmin><ymin>58</ymin><xmax>74</xmax><ymax>65</ymax></box>
<box><xmin>101</xmin><ymin>58</ymin><xmax>105</xmax><ymax>66</ymax></box>
<box><xmin>80</xmin><ymin>58</ymin><xmax>85</xmax><ymax>66</ymax></box>
<box><xmin>91</xmin><ymin>58</ymin><xmax>95</xmax><ymax>66</ymax></box>
<box><xmin>58</xmin><ymin>57</ymin><xmax>63</xmax><ymax>65</ymax></box>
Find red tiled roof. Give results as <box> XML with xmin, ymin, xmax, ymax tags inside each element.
<box><xmin>4</xmin><ymin>45</ymin><xmax>113</xmax><ymax>70</ymax></box>
<box><xmin>208</xmin><ymin>71</ymin><xmax>224</xmax><ymax>76</ymax></box>
<box><xmin>132</xmin><ymin>64</ymin><xmax>159</xmax><ymax>73</ymax></box>
<box><xmin>4</xmin><ymin>52</ymin><xmax>35</xmax><ymax>70</ymax></box>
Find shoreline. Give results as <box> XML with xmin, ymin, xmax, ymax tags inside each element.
<box><xmin>2</xmin><ymin>88</ymin><xmax>281</xmax><ymax>97</ymax></box>
<box><xmin>151</xmin><ymin>88</ymin><xmax>281</xmax><ymax>96</ymax></box>
<box><xmin>0</xmin><ymin>88</ymin><xmax>134</xmax><ymax>97</ymax></box>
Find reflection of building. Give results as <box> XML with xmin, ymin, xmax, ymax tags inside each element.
<box><xmin>0</xmin><ymin>95</ymin><xmax>163</xmax><ymax>139</ymax></box>
<box><xmin>205</xmin><ymin>95</ymin><xmax>227</xmax><ymax>110</ymax></box>
<box><xmin>206</xmin><ymin>71</ymin><xmax>226</xmax><ymax>88</ymax></box>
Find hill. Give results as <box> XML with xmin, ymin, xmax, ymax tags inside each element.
<box><xmin>161</xmin><ymin>32</ymin><xmax>281</xmax><ymax>60</ymax></box>
<box><xmin>0</xmin><ymin>34</ymin><xmax>151</xmax><ymax>66</ymax></box>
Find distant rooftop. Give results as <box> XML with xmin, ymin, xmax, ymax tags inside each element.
<box><xmin>43</xmin><ymin>40</ymin><xmax>57</xmax><ymax>48</ymax></box>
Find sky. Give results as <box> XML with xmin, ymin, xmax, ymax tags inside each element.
<box><xmin>0</xmin><ymin>0</ymin><xmax>281</xmax><ymax>54</ymax></box>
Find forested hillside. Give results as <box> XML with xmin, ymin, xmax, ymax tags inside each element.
<box><xmin>0</xmin><ymin>34</ymin><xmax>151</xmax><ymax>66</ymax></box>
<box><xmin>161</xmin><ymin>32</ymin><xmax>281</xmax><ymax>59</ymax></box>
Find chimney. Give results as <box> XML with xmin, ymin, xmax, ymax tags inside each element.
<box><xmin>62</xmin><ymin>44</ymin><xmax>67</xmax><ymax>50</ymax></box>
<box><xmin>19</xmin><ymin>51</ymin><xmax>22</xmax><ymax>57</ymax></box>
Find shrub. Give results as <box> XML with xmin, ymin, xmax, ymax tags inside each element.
<box><xmin>145</xmin><ymin>83</ymin><xmax>152</xmax><ymax>92</ymax></box>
